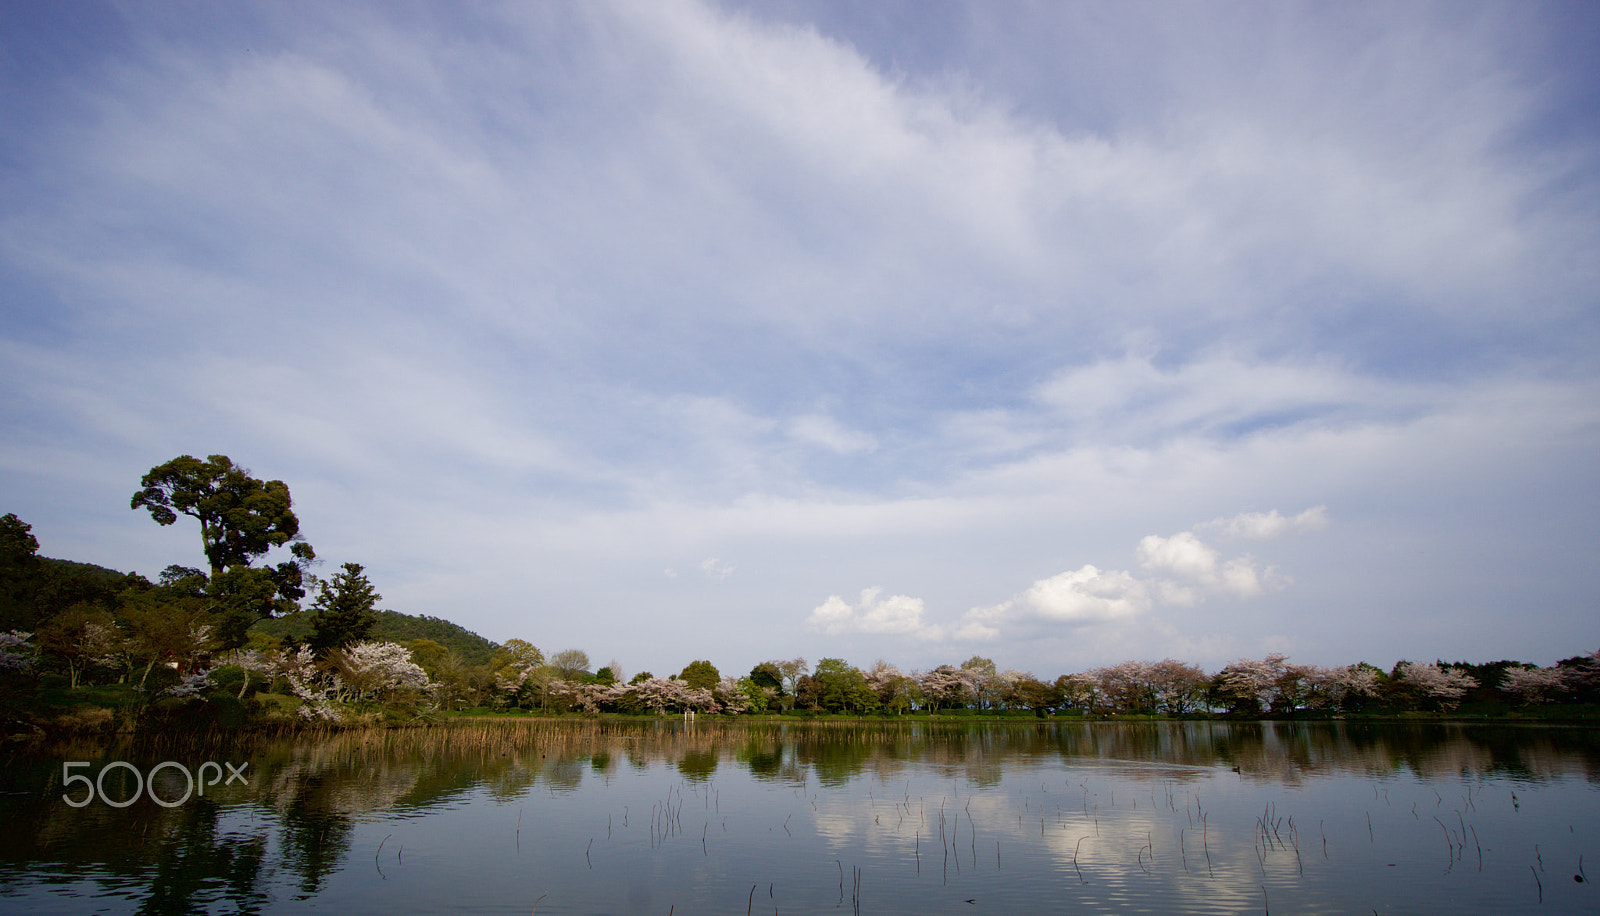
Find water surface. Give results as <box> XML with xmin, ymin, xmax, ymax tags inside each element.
<box><xmin>2</xmin><ymin>719</ymin><xmax>1596</xmax><ymax>914</ymax></box>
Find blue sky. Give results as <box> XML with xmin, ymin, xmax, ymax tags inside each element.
<box><xmin>2</xmin><ymin>1</ymin><xmax>1596</xmax><ymax>680</ymax></box>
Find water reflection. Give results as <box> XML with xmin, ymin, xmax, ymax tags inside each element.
<box><xmin>1</xmin><ymin>720</ymin><xmax>1596</xmax><ymax>914</ymax></box>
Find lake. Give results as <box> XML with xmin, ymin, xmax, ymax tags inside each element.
<box><xmin>2</xmin><ymin>719</ymin><xmax>1597</xmax><ymax>914</ymax></box>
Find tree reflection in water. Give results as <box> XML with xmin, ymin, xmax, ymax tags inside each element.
<box><xmin>1</xmin><ymin>720</ymin><xmax>1596</xmax><ymax>913</ymax></box>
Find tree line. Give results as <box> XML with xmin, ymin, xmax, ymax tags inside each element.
<box><xmin>2</xmin><ymin>456</ymin><xmax>1596</xmax><ymax>730</ymax></box>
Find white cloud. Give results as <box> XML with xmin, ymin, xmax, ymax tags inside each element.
<box><xmin>1137</xmin><ymin>531</ymin><xmax>1220</xmax><ymax>581</ymax></box>
<box><xmin>699</xmin><ymin>557</ymin><xmax>733</xmax><ymax>582</ymax></box>
<box><xmin>1139</xmin><ymin>526</ymin><xmax>1293</xmax><ymax>600</ymax></box>
<box><xmin>955</xmin><ymin>507</ymin><xmax>1322</xmax><ymax>643</ymax></box>
<box><xmin>958</xmin><ymin>565</ymin><xmax>1151</xmax><ymax>639</ymax></box>
<box><xmin>1201</xmin><ymin>506</ymin><xmax>1329</xmax><ymax>540</ymax></box>
<box><xmin>808</xmin><ymin>587</ymin><xmax>937</xmax><ymax>638</ymax></box>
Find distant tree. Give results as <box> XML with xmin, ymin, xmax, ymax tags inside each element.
<box><xmin>0</xmin><ymin>513</ymin><xmax>38</xmax><ymax>562</ymax></box>
<box><xmin>773</xmin><ymin>658</ymin><xmax>808</xmax><ymax>696</ymax></box>
<box><xmin>492</xmin><ymin>639</ymin><xmax>544</xmax><ymax>677</ymax></box>
<box><xmin>865</xmin><ymin>660</ymin><xmax>916</xmax><ymax>715</ymax></box>
<box><xmin>749</xmin><ymin>662</ymin><xmax>782</xmax><ymax>691</ymax></box>
<box><xmin>1556</xmin><ymin>650</ymin><xmax>1600</xmax><ymax>703</ymax></box>
<box><xmin>1500</xmin><ymin>665</ymin><xmax>1570</xmax><ymax>705</ymax></box>
<box><xmin>409</xmin><ymin>638</ymin><xmax>450</xmax><ymax>676</ymax></box>
<box><xmin>1007</xmin><ymin>675</ymin><xmax>1061</xmax><ymax>716</ymax></box>
<box><xmin>1213</xmin><ymin>653</ymin><xmax>1292</xmax><ymax>714</ymax></box>
<box><xmin>1392</xmin><ymin>661</ymin><xmax>1478</xmax><ymax>711</ymax></box>
<box><xmin>793</xmin><ymin>674</ymin><xmax>819</xmax><ymax>711</ymax></box>
<box><xmin>307</xmin><ymin>563</ymin><xmax>381</xmax><ymax>655</ymax></box>
<box><xmin>918</xmin><ymin>665</ymin><xmax>976</xmax><ymax>712</ymax></box>
<box><xmin>550</xmin><ymin>648</ymin><xmax>591</xmax><ymax>680</ymax></box>
<box><xmin>1303</xmin><ymin>663</ymin><xmax>1382</xmax><ymax>710</ymax></box>
<box><xmin>1149</xmin><ymin>658</ymin><xmax>1210</xmax><ymax>713</ymax></box>
<box><xmin>678</xmin><ymin>659</ymin><xmax>720</xmax><ymax>690</ymax></box>
<box><xmin>730</xmin><ymin>676</ymin><xmax>770</xmax><ymax>713</ymax></box>
<box><xmin>810</xmin><ymin>658</ymin><xmax>875</xmax><ymax>713</ymax></box>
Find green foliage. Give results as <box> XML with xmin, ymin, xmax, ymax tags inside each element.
<box><xmin>251</xmin><ymin>609</ymin><xmax>498</xmax><ymax>666</ymax></box>
<box><xmin>130</xmin><ymin>456</ymin><xmax>314</xmax><ymax>644</ymax></box>
<box><xmin>0</xmin><ymin>514</ymin><xmax>42</xmax><ymax>630</ymax></box>
<box><xmin>550</xmin><ymin>648</ymin><xmax>591</xmax><ymax>680</ymax></box>
<box><xmin>119</xmin><ymin>585</ymin><xmax>215</xmax><ymax>687</ymax></box>
<box><xmin>131</xmin><ymin>455</ymin><xmax>314</xmax><ymax>578</ymax></box>
<box><xmin>491</xmin><ymin>638</ymin><xmax>544</xmax><ymax>674</ymax></box>
<box><xmin>806</xmin><ymin>658</ymin><xmax>876</xmax><ymax>713</ymax></box>
<box><xmin>749</xmin><ymin>662</ymin><xmax>783</xmax><ymax>692</ymax></box>
<box><xmin>678</xmin><ymin>659</ymin><xmax>720</xmax><ymax>690</ymax></box>
<box><xmin>735</xmin><ymin>676</ymin><xmax>770</xmax><ymax>713</ymax></box>
<box><xmin>307</xmin><ymin>562</ymin><xmax>380</xmax><ymax>654</ymax></box>
<box><xmin>35</xmin><ymin>602</ymin><xmax>119</xmax><ymax>690</ymax></box>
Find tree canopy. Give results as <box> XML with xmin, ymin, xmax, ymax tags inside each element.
<box><xmin>308</xmin><ymin>563</ymin><xmax>381</xmax><ymax>655</ymax></box>
<box><xmin>678</xmin><ymin>659</ymin><xmax>720</xmax><ymax>690</ymax></box>
<box><xmin>131</xmin><ymin>455</ymin><xmax>316</xmax><ymax>646</ymax></box>
<box><xmin>132</xmin><ymin>455</ymin><xmax>314</xmax><ymax>580</ymax></box>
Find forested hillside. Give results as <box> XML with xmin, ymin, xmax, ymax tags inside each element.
<box><xmin>250</xmin><ymin>609</ymin><xmax>497</xmax><ymax>666</ymax></box>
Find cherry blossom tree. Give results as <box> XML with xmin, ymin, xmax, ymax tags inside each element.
<box><xmin>330</xmin><ymin>641</ymin><xmax>430</xmax><ymax>702</ymax></box>
<box><xmin>1054</xmin><ymin>673</ymin><xmax>1099</xmax><ymax>714</ymax></box>
<box><xmin>1303</xmin><ymin>664</ymin><xmax>1381</xmax><ymax>709</ymax></box>
<box><xmin>1152</xmin><ymin>659</ymin><xmax>1210</xmax><ymax>713</ymax></box>
<box><xmin>1395</xmin><ymin>662</ymin><xmax>1478</xmax><ymax>710</ymax></box>
<box><xmin>1215</xmin><ymin>653</ymin><xmax>1292</xmax><ymax>713</ymax></box>
<box><xmin>1092</xmin><ymin>661</ymin><xmax>1156</xmax><ymax>714</ymax></box>
<box><xmin>0</xmin><ymin>630</ymin><xmax>34</xmax><ymax>673</ymax></box>
<box><xmin>918</xmin><ymin>665</ymin><xmax>978</xmax><ymax>712</ymax></box>
<box><xmin>866</xmin><ymin>661</ymin><xmax>917</xmax><ymax>715</ymax></box>
<box><xmin>629</xmin><ymin>676</ymin><xmax>690</xmax><ymax>714</ymax></box>
<box><xmin>1500</xmin><ymin>665</ymin><xmax>1569</xmax><ymax>704</ymax></box>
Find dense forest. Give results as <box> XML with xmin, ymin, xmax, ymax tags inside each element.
<box><xmin>2</xmin><ymin>455</ymin><xmax>1596</xmax><ymax>734</ymax></box>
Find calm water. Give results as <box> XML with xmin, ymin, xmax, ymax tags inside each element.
<box><xmin>2</xmin><ymin>719</ymin><xmax>1597</xmax><ymax>914</ymax></box>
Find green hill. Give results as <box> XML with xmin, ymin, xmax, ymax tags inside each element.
<box><xmin>250</xmin><ymin>608</ymin><xmax>498</xmax><ymax>666</ymax></box>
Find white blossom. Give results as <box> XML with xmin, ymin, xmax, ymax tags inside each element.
<box><xmin>1500</xmin><ymin>665</ymin><xmax>1569</xmax><ymax>704</ymax></box>
<box><xmin>333</xmin><ymin>641</ymin><xmax>430</xmax><ymax>700</ymax></box>
<box><xmin>164</xmin><ymin>669</ymin><xmax>214</xmax><ymax>699</ymax></box>
<box><xmin>0</xmin><ymin>630</ymin><xmax>34</xmax><ymax>672</ymax></box>
<box><xmin>1397</xmin><ymin>662</ymin><xmax>1477</xmax><ymax>708</ymax></box>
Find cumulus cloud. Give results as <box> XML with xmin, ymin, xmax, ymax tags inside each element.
<box><xmin>808</xmin><ymin>587</ymin><xmax>937</xmax><ymax>638</ymax></box>
<box><xmin>1137</xmin><ymin>531</ymin><xmax>1220</xmax><ymax>581</ymax></box>
<box><xmin>1137</xmin><ymin>530</ymin><xmax>1274</xmax><ymax>599</ymax></box>
<box><xmin>957</xmin><ymin>564</ymin><xmax>1151</xmax><ymax>639</ymax></box>
<box><xmin>952</xmin><ymin>506</ymin><xmax>1324</xmax><ymax>642</ymax></box>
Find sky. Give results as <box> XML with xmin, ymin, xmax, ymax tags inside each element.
<box><xmin>2</xmin><ymin>0</ymin><xmax>1597</xmax><ymax>681</ymax></box>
